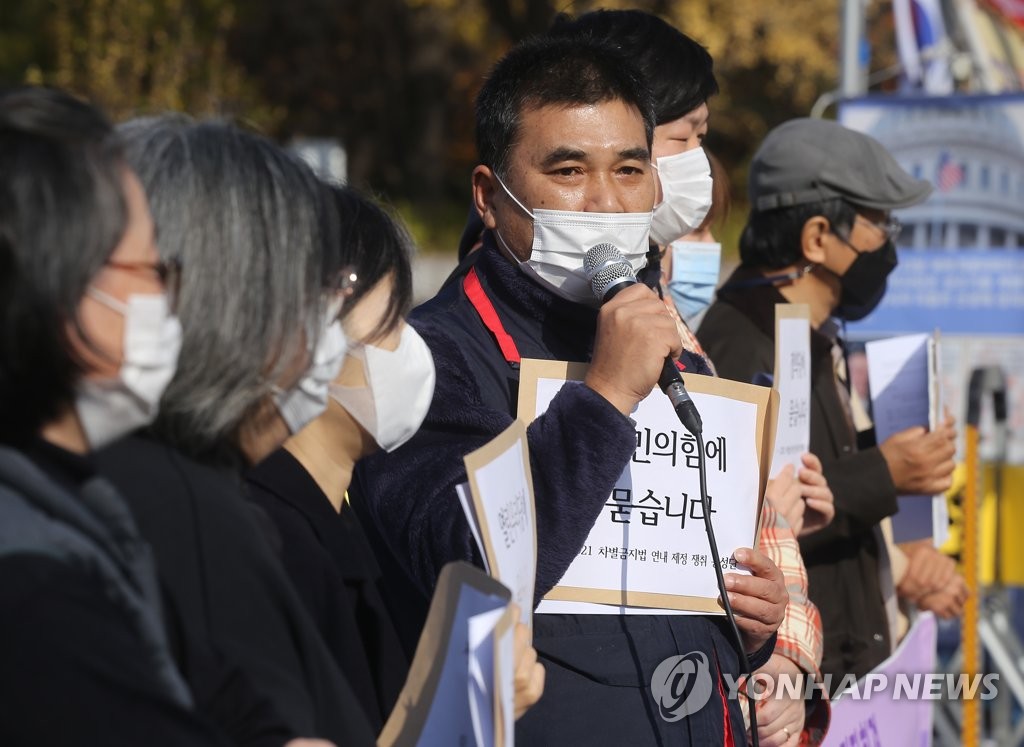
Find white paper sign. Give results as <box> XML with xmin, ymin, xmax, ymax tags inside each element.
<box><xmin>532</xmin><ymin>377</ymin><xmax>761</xmax><ymax>613</ymax></box>
<box><xmin>464</xmin><ymin>421</ymin><xmax>537</xmax><ymax>628</ymax></box>
<box><xmin>770</xmin><ymin>307</ymin><xmax>812</xmax><ymax>477</ymax></box>
<box><xmin>535</xmin><ymin>599</ymin><xmax>698</xmax><ymax>615</ymax></box>
<box><xmin>866</xmin><ymin>333</ymin><xmax>948</xmax><ymax>545</ymax></box>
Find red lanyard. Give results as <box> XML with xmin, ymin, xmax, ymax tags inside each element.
<box><xmin>463</xmin><ymin>267</ymin><xmax>521</xmax><ymax>366</ymax></box>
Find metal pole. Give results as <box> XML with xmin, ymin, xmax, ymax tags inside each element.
<box><xmin>962</xmin><ymin>423</ymin><xmax>981</xmax><ymax>747</ymax></box>
<box><xmin>840</xmin><ymin>0</ymin><xmax>867</xmax><ymax>99</ymax></box>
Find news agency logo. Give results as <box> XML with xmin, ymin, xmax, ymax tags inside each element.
<box><xmin>650</xmin><ymin>651</ymin><xmax>715</xmax><ymax>722</ymax></box>
<box><xmin>649</xmin><ymin>650</ymin><xmax>1001</xmax><ymax>725</ymax></box>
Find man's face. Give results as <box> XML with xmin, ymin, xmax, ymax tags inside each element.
<box><xmin>474</xmin><ymin>99</ymin><xmax>656</xmax><ymax>262</ymax></box>
<box><xmin>651</xmin><ymin>103</ymin><xmax>709</xmax><ymax>203</ymax></box>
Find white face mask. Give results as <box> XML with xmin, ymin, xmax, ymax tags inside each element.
<box><xmin>76</xmin><ymin>288</ymin><xmax>182</xmax><ymax>450</ymax></box>
<box><xmin>273</xmin><ymin>303</ymin><xmax>348</xmax><ymax>435</ymax></box>
<box><xmin>328</xmin><ymin>324</ymin><xmax>436</xmax><ymax>453</ymax></box>
<box><xmin>494</xmin><ymin>175</ymin><xmax>653</xmax><ymax>305</ymax></box>
<box><xmin>649</xmin><ymin>147</ymin><xmax>713</xmax><ymax>246</ymax></box>
<box><xmin>667</xmin><ymin>241</ymin><xmax>722</xmax><ymax>328</ymax></box>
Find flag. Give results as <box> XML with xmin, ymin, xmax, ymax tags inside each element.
<box><xmin>981</xmin><ymin>0</ymin><xmax>1024</xmax><ymax>32</ymax></box>
<box><xmin>936</xmin><ymin>152</ymin><xmax>964</xmax><ymax>192</ymax></box>
<box><xmin>893</xmin><ymin>0</ymin><xmax>954</xmax><ymax>93</ymax></box>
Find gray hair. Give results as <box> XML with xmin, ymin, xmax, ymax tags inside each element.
<box><xmin>119</xmin><ymin>115</ymin><xmax>334</xmax><ymax>463</ymax></box>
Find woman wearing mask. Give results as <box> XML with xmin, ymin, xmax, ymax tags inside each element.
<box><xmin>0</xmin><ymin>87</ymin><xmax>226</xmax><ymax>745</ymax></box>
<box><xmin>247</xmin><ymin>186</ymin><xmax>545</xmax><ymax>731</ymax></box>
<box><xmin>94</xmin><ymin>116</ymin><xmax>369</xmax><ymax>747</ymax></box>
<box><xmin>660</xmin><ymin>150</ymin><xmax>730</xmax><ymax>333</ymax></box>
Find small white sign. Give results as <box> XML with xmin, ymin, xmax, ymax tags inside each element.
<box><xmin>463</xmin><ymin>421</ymin><xmax>538</xmax><ymax>628</ymax></box>
<box><xmin>770</xmin><ymin>305</ymin><xmax>812</xmax><ymax>477</ymax></box>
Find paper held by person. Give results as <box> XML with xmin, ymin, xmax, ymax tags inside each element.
<box><xmin>769</xmin><ymin>303</ymin><xmax>812</xmax><ymax>478</ymax></box>
<box><xmin>461</xmin><ymin>420</ymin><xmax>538</xmax><ymax>628</ymax></box>
<box><xmin>378</xmin><ymin>561</ymin><xmax>515</xmax><ymax>747</ymax></box>
<box><xmin>865</xmin><ymin>331</ymin><xmax>948</xmax><ymax>544</ymax></box>
<box><xmin>518</xmin><ymin>359</ymin><xmax>777</xmax><ymax>615</ymax></box>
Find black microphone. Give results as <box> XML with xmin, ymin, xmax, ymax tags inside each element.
<box><xmin>584</xmin><ymin>243</ymin><xmax>703</xmax><ymax>436</ymax></box>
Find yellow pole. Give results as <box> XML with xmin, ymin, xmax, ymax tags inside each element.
<box><xmin>961</xmin><ymin>424</ymin><xmax>981</xmax><ymax>747</ymax></box>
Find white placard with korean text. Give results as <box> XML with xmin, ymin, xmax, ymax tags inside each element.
<box><xmin>518</xmin><ymin>360</ymin><xmax>777</xmax><ymax>614</ymax></box>
<box><xmin>769</xmin><ymin>304</ymin><xmax>812</xmax><ymax>477</ymax></box>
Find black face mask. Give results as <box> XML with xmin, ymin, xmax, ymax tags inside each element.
<box><xmin>835</xmin><ymin>239</ymin><xmax>898</xmax><ymax>320</ymax></box>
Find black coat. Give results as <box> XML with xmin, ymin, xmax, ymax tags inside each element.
<box><xmin>0</xmin><ymin>440</ymin><xmax>228</xmax><ymax>747</ymax></box>
<box><xmin>246</xmin><ymin>448</ymin><xmax>408</xmax><ymax>732</ymax></box>
<box><xmin>698</xmin><ymin>266</ymin><xmax>898</xmax><ymax>680</ymax></box>
<box><xmin>355</xmin><ymin>238</ymin><xmax>771</xmax><ymax>746</ymax></box>
<box><xmin>96</xmin><ymin>434</ymin><xmax>377</xmax><ymax>747</ymax></box>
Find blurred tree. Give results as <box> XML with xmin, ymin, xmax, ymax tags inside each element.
<box><xmin>0</xmin><ymin>0</ymin><xmax>54</xmax><ymax>84</ymax></box>
<box><xmin>424</xmin><ymin>0</ymin><xmax>897</xmax><ymax>223</ymax></box>
<box><xmin>3</xmin><ymin>0</ymin><xmax>279</xmax><ymax>128</ymax></box>
<box><xmin>1</xmin><ymin>0</ymin><xmax>900</xmax><ymax>252</ymax></box>
<box><xmin>228</xmin><ymin>0</ymin><xmax>485</xmax><ymax>202</ymax></box>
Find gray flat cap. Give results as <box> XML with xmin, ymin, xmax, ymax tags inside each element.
<box><xmin>749</xmin><ymin>118</ymin><xmax>932</xmax><ymax>212</ymax></box>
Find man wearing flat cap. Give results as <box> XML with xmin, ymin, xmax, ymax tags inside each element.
<box><xmin>698</xmin><ymin>118</ymin><xmax>960</xmax><ymax>681</ymax></box>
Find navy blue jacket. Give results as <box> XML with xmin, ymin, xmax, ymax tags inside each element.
<box><xmin>355</xmin><ymin>236</ymin><xmax>771</xmax><ymax>745</ymax></box>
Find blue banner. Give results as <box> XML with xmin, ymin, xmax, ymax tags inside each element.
<box><xmin>839</xmin><ymin>94</ymin><xmax>1024</xmax><ymax>338</ymax></box>
<box><xmin>853</xmin><ymin>248</ymin><xmax>1024</xmax><ymax>335</ymax></box>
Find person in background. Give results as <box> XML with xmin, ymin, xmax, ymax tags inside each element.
<box><xmin>246</xmin><ymin>185</ymin><xmax>545</xmax><ymax>729</ymax></box>
<box><xmin>551</xmin><ymin>12</ymin><xmax>836</xmax><ymax>744</ymax></box>
<box><xmin>698</xmin><ymin>118</ymin><xmax>965</xmax><ymax>683</ymax></box>
<box><xmin>661</xmin><ymin>149</ymin><xmax>729</xmax><ymax>332</ymax></box>
<box><xmin>94</xmin><ymin>116</ymin><xmax>370</xmax><ymax>746</ymax></box>
<box><xmin>0</xmin><ymin>85</ymin><xmax>225</xmax><ymax>746</ymax></box>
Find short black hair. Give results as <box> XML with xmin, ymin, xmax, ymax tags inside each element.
<box><xmin>549</xmin><ymin>10</ymin><xmax>718</xmax><ymax>125</ymax></box>
<box><xmin>330</xmin><ymin>186</ymin><xmax>414</xmax><ymax>342</ymax></box>
<box><xmin>475</xmin><ymin>33</ymin><xmax>655</xmax><ymax>176</ymax></box>
<box><xmin>0</xmin><ymin>86</ymin><xmax>127</xmax><ymax>446</ymax></box>
<box><xmin>739</xmin><ymin>199</ymin><xmax>856</xmax><ymax>269</ymax></box>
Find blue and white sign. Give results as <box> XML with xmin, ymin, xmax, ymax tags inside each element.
<box><xmin>840</xmin><ymin>94</ymin><xmax>1024</xmax><ymax>337</ymax></box>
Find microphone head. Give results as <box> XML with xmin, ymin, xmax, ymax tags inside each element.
<box><xmin>584</xmin><ymin>243</ymin><xmax>636</xmax><ymax>301</ymax></box>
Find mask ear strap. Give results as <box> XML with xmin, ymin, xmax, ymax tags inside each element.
<box><xmin>719</xmin><ymin>264</ymin><xmax>814</xmax><ymax>292</ymax></box>
<box><xmin>87</xmin><ymin>286</ymin><xmax>129</xmax><ymax>315</ymax></box>
<box><xmin>492</xmin><ymin>172</ymin><xmax>534</xmax><ymax>219</ymax></box>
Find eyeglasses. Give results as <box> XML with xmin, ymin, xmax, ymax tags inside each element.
<box><xmin>105</xmin><ymin>256</ymin><xmax>182</xmax><ymax>313</ymax></box>
<box><xmin>856</xmin><ymin>214</ymin><xmax>902</xmax><ymax>243</ymax></box>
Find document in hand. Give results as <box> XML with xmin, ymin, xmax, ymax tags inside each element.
<box><xmin>769</xmin><ymin>303</ymin><xmax>812</xmax><ymax>477</ymax></box>
<box><xmin>865</xmin><ymin>332</ymin><xmax>947</xmax><ymax>544</ymax></box>
<box><xmin>518</xmin><ymin>359</ymin><xmax>778</xmax><ymax>615</ymax></box>
<box><xmin>459</xmin><ymin>420</ymin><xmax>538</xmax><ymax>629</ymax></box>
<box><xmin>378</xmin><ymin>562</ymin><xmax>516</xmax><ymax>747</ymax></box>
